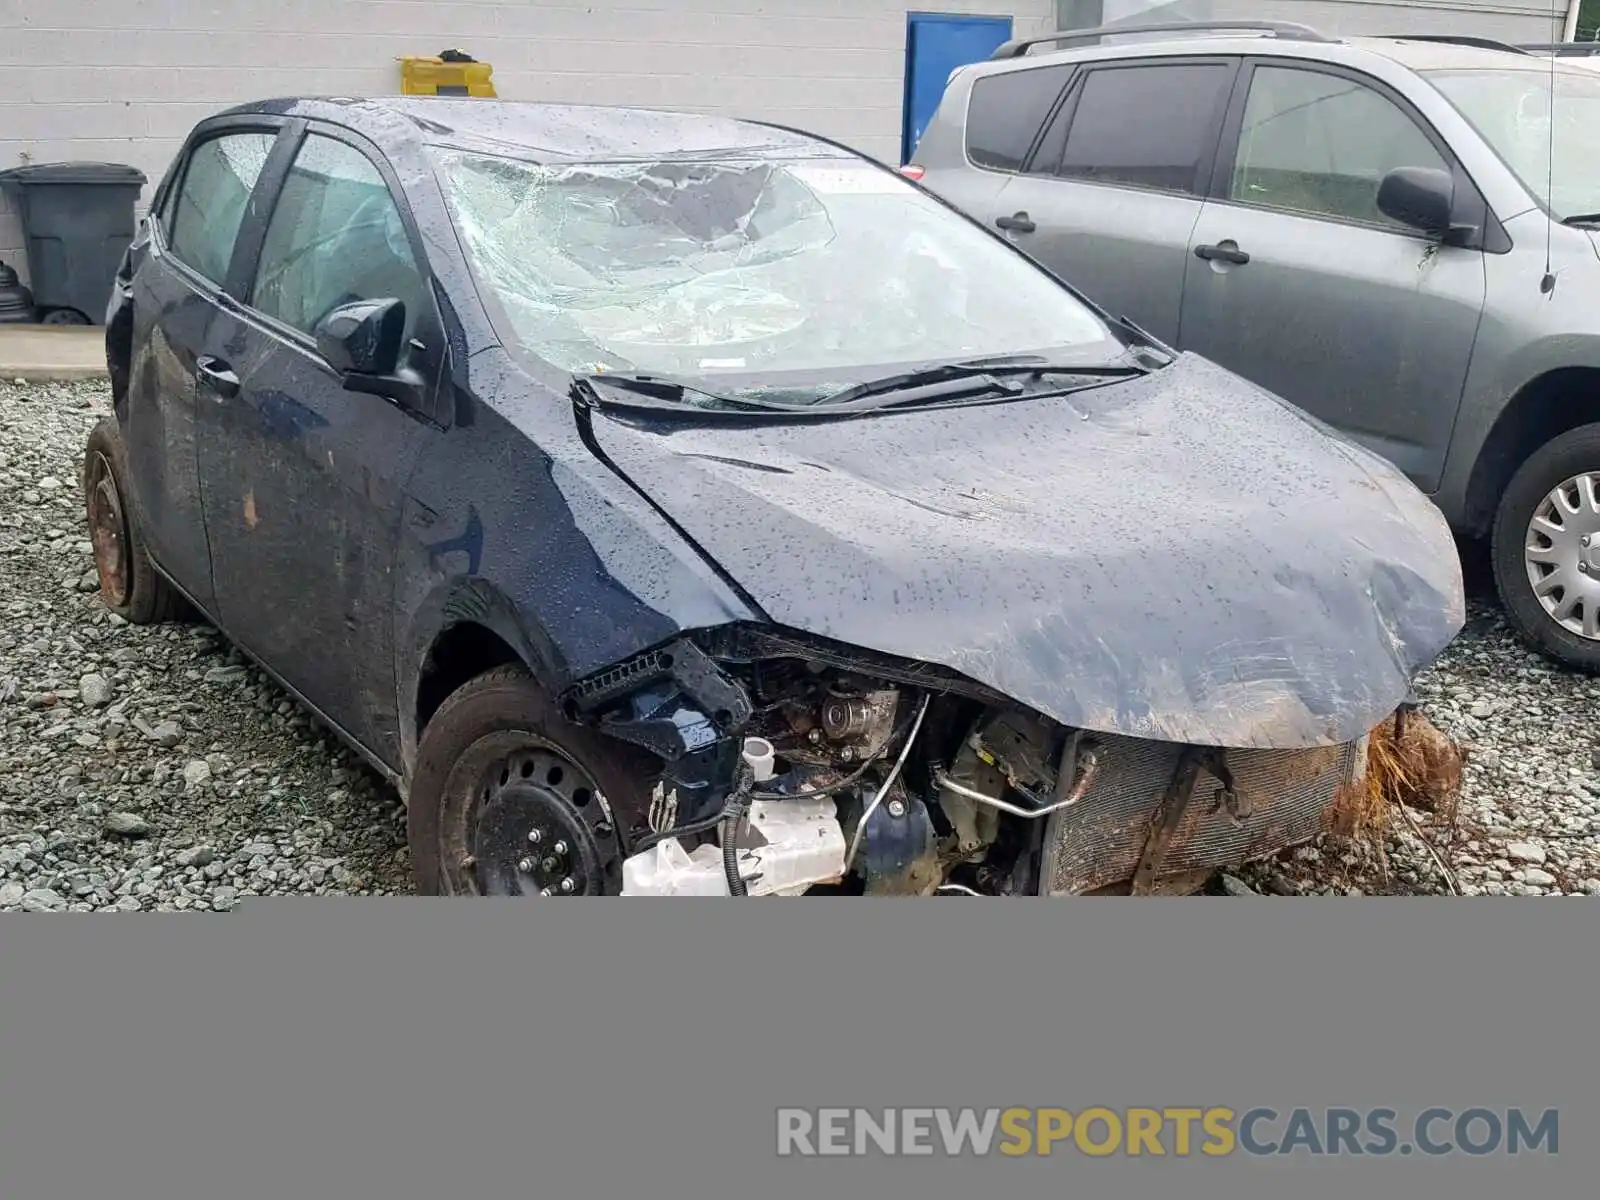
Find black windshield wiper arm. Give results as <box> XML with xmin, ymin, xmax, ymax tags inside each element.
<box><xmin>814</xmin><ymin>361</ymin><xmax>1149</xmax><ymax>411</ymax></box>
<box><xmin>575</xmin><ymin>372</ymin><xmax>799</xmax><ymax>414</ymax></box>
<box><xmin>1562</xmin><ymin>213</ymin><xmax>1600</xmax><ymax>226</ymax></box>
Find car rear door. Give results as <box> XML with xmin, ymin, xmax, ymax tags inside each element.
<box><xmin>1176</xmin><ymin>58</ymin><xmax>1489</xmax><ymax>491</ymax></box>
<box><xmin>984</xmin><ymin>56</ymin><xmax>1240</xmax><ymax>343</ymax></box>
<box><xmin>192</xmin><ymin>122</ymin><xmax>449</xmax><ymax>766</ymax></box>
<box><xmin>121</xmin><ymin>121</ymin><xmax>284</xmax><ymax>611</ymax></box>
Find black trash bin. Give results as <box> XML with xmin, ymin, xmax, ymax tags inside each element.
<box><xmin>0</xmin><ymin>162</ymin><xmax>147</xmax><ymax>326</ymax></box>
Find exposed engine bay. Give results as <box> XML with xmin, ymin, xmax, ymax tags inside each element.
<box><xmin>560</xmin><ymin>630</ymin><xmax>1371</xmax><ymax>897</ymax></box>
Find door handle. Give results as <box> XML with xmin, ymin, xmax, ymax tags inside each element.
<box><xmin>1194</xmin><ymin>241</ymin><xmax>1250</xmax><ymax>265</ymax></box>
<box><xmin>196</xmin><ymin>355</ymin><xmax>240</xmax><ymax>399</ymax></box>
<box><xmin>996</xmin><ymin>211</ymin><xmax>1036</xmax><ymax>234</ymax></box>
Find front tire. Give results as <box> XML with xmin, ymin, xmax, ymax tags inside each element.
<box><xmin>82</xmin><ymin>417</ymin><xmax>185</xmax><ymax>625</ymax></box>
<box><xmin>1491</xmin><ymin>423</ymin><xmax>1600</xmax><ymax>672</ymax></box>
<box><xmin>407</xmin><ymin>665</ymin><xmax>659</xmax><ymax>896</ymax></box>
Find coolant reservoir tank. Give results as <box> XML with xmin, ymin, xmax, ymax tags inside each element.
<box><xmin>621</xmin><ymin>798</ymin><xmax>846</xmax><ymax>896</ymax></box>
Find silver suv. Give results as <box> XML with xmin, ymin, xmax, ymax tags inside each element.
<box><xmin>909</xmin><ymin>21</ymin><xmax>1600</xmax><ymax>672</ymax></box>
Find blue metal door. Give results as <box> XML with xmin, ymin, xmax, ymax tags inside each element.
<box><xmin>902</xmin><ymin>12</ymin><xmax>1014</xmax><ymax>163</ymax></box>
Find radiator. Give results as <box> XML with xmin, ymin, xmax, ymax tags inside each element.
<box><xmin>1041</xmin><ymin>734</ymin><xmax>1364</xmax><ymax>895</ymax></box>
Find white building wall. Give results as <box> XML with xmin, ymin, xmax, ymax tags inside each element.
<box><xmin>0</xmin><ymin>0</ymin><xmax>1055</xmax><ymax>284</ymax></box>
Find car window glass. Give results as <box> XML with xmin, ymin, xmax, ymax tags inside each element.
<box><xmin>1231</xmin><ymin>65</ymin><xmax>1449</xmax><ymax>229</ymax></box>
<box><xmin>251</xmin><ymin>133</ymin><xmax>425</xmax><ymax>355</ymax></box>
<box><xmin>1056</xmin><ymin>64</ymin><xmax>1232</xmax><ymax>194</ymax></box>
<box><xmin>167</xmin><ymin>132</ymin><xmax>276</xmax><ymax>284</ymax></box>
<box><xmin>965</xmin><ymin>65</ymin><xmax>1074</xmax><ymax>171</ymax></box>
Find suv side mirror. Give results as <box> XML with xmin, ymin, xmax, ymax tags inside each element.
<box><xmin>316</xmin><ymin>298</ymin><xmax>405</xmax><ymax>379</ymax></box>
<box><xmin>1377</xmin><ymin>167</ymin><xmax>1456</xmax><ymax>239</ymax></box>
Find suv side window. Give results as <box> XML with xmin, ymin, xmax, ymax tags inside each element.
<box><xmin>250</xmin><ymin>132</ymin><xmax>426</xmax><ymax>356</ymax></box>
<box><xmin>167</xmin><ymin>132</ymin><xmax>277</xmax><ymax>284</ymax></box>
<box><xmin>965</xmin><ymin>65</ymin><xmax>1075</xmax><ymax>172</ymax></box>
<box><xmin>1230</xmin><ymin>65</ymin><xmax>1449</xmax><ymax>230</ymax></box>
<box><xmin>1044</xmin><ymin>63</ymin><xmax>1233</xmax><ymax>195</ymax></box>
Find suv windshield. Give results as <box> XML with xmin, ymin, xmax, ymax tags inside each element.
<box><xmin>1423</xmin><ymin>65</ymin><xmax>1600</xmax><ymax>220</ymax></box>
<box><xmin>430</xmin><ymin>148</ymin><xmax>1126</xmax><ymax>404</ymax></box>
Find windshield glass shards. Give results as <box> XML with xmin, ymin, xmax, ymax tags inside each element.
<box><xmin>431</xmin><ymin>148</ymin><xmax>1130</xmax><ymax>408</ymax></box>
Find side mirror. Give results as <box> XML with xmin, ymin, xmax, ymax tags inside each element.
<box><xmin>315</xmin><ymin>298</ymin><xmax>405</xmax><ymax>379</ymax></box>
<box><xmin>1377</xmin><ymin>166</ymin><xmax>1456</xmax><ymax>238</ymax></box>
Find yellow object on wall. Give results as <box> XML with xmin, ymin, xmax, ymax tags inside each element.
<box><xmin>399</xmin><ymin>51</ymin><xmax>496</xmax><ymax>97</ymax></box>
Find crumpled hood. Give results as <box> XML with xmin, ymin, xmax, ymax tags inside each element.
<box><xmin>584</xmin><ymin>353</ymin><xmax>1465</xmax><ymax>748</ymax></box>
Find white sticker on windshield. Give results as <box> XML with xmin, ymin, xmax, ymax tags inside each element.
<box><xmin>699</xmin><ymin>358</ymin><xmax>747</xmax><ymax>369</ymax></box>
<box><xmin>789</xmin><ymin>164</ymin><xmax>907</xmax><ymax>194</ymax></box>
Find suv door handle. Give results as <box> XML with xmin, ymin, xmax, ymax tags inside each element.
<box><xmin>1194</xmin><ymin>241</ymin><xmax>1250</xmax><ymax>265</ymax></box>
<box><xmin>196</xmin><ymin>356</ymin><xmax>240</xmax><ymax>399</ymax></box>
<box><xmin>996</xmin><ymin>211</ymin><xmax>1036</xmax><ymax>234</ymax></box>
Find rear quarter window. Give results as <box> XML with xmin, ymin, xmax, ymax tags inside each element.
<box><xmin>965</xmin><ymin>64</ymin><xmax>1074</xmax><ymax>172</ymax></box>
<box><xmin>1055</xmin><ymin>63</ymin><xmax>1234</xmax><ymax>195</ymax></box>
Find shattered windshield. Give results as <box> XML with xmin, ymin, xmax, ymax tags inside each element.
<box><xmin>1424</xmin><ymin>66</ymin><xmax>1600</xmax><ymax>220</ymax></box>
<box><xmin>430</xmin><ymin>148</ymin><xmax>1124</xmax><ymax>403</ymax></box>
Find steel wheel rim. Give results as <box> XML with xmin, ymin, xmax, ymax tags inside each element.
<box><xmin>85</xmin><ymin>450</ymin><xmax>132</xmax><ymax>608</ymax></box>
<box><xmin>441</xmin><ymin>731</ymin><xmax>620</xmax><ymax>896</ymax></box>
<box><xmin>1524</xmin><ymin>469</ymin><xmax>1600</xmax><ymax>640</ymax></box>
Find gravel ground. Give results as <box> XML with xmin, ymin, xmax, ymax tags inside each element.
<box><xmin>2</xmin><ymin>377</ymin><xmax>1597</xmax><ymax>908</ymax></box>
<box><xmin>0</xmin><ymin>377</ymin><xmax>410</xmax><ymax>911</ymax></box>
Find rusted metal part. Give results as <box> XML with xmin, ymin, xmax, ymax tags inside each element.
<box><xmin>84</xmin><ymin>450</ymin><xmax>130</xmax><ymax>608</ymax></box>
<box><xmin>1130</xmin><ymin>747</ymin><xmax>1205</xmax><ymax>895</ymax></box>
<box><xmin>1047</xmin><ymin>735</ymin><xmax>1356</xmax><ymax>895</ymax></box>
<box><xmin>1084</xmin><ymin>867</ymin><xmax>1213</xmax><ymax>897</ymax></box>
<box><xmin>1205</xmin><ymin>749</ymin><xmax>1247</xmax><ymax>824</ymax></box>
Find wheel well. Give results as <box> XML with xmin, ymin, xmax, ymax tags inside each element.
<box><xmin>1464</xmin><ymin>368</ymin><xmax>1600</xmax><ymax>536</ymax></box>
<box><xmin>415</xmin><ymin>622</ymin><xmax>523</xmax><ymax>739</ymax></box>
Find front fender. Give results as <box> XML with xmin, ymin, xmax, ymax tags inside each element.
<box><xmin>1436</xmin><ymin>329</ymin><xmax>1600</xmax><ymax>527</ymax></box>
<box><xmin>392</xmin><ymin>348</ymin><xmax>758</xmax><ymax>777</ymax></box>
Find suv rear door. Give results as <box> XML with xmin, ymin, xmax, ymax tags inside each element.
<box><xmin>981</xmin><ymin>56</ymin><xmax>1239</xmax><ymax>343</ymax></box>
<box><xmin>1177</xmin><ymin>58</ymin><xmax>1489</xmax><ymax>492</ymax></box>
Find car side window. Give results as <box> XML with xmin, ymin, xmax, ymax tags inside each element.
<box><xmin>250</xmin><ymin>133</ymin><xmax>426</xmax><ymax>357</ymax></box>
<box><xmin>965</xmin><ymin>65</ymin><xmax>1075</xmax><ymax>172</ymax></box>
<box><xmin>166</xmin><ymin>132</ymin><xmax>277</xmax><ymax>284</ymax></box>
<box><xmin>1230</xmin><ymin>65</ymin><xmax>1450</xmax><ymax>230</ymax></box>
<box><xmin>1051</xmin><ymin>63</ymin><xmax>1234</xmax><ymax>195</ymax></box>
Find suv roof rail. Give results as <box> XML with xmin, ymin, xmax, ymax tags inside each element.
<box><xmin>1386</xmin><ymin>34</ymin><xmax>1531</xmax><ymax>54</ymax></box>
<box><xmin>990</xmin><ymin>19</ymin><xmax>1335</xmax><ymax>60</ymax></box>
<box><xmin>1518</xmin><ymin>41</ymin><xmax>1600</xmax><ymax>56</ymax></box>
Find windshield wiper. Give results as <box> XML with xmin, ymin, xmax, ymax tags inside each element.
<box><xmin>1562</xmin><ymin>213</ymin><xmax>1600</xmax><ymax>226</ymax></box>
<box><xmin>813</xmin><ymin>360</ymin><xmax>1151</xmax><ymax>411</ymax></box>
<box><xmin>574</xmin><ymin>372</ymin><xmax>799</xmax><ymax>414</ymax></box>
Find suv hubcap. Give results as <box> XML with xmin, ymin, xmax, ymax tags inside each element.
<box><xmin>1524</xmin><ymin>470</ymin><xmax>1600</xmax><ymax>640</ymax></box>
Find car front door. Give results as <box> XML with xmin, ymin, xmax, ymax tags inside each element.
<box><xmin>986</xmin><ymin>57</ymin><xmax>1239</xmax><ymax>343</ymax></box>
<box><xmin>123</xmin><ymin>124</ymin><xmax>281</xmax><ymax>611</ymax></box>
<box><xmin>193</xmin><ymin>123</ymin><xmax>447</xmax><ymax>766</ymax></box>
<box><xmin>1177</xmin><ymin>59</ymin><xmax>1489</xmax><ymax>492</ymax></box>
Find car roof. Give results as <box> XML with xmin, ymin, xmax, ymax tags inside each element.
<box><xmin>974</xmin><ymin>30</ymin><xmax>1597</xmax><ymax>79</ymax></box>
<box><xmin>210</xmin><ymin>96</ymin><xmax>840</xmax><ymax>163</ymax></box>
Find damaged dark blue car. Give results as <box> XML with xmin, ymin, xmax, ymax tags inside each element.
<box><xmin>89</xmin><ymin>97</ymin><xmax>1465</xmax><ymax>897</ymax></box>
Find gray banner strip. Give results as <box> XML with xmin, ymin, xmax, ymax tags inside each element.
<box><xmin>2</xmin><ymin>898</ymin><xmax>1592</xmax><ymax>1199</ymax></box>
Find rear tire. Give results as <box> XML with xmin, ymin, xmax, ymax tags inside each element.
<box><xmin>82</xmin><ymin>417</ymin><xmax>185</xmax><ymax>625</ymax></box>
<box><xmin>408</xmin><ymin>665</ymin><xmax>660</xmax><ymax>896</ymax></box>
<box><xmin>1491</xmin><ymin>423</ymin><xmax>1600</xmax><ymax>672</ymax></box>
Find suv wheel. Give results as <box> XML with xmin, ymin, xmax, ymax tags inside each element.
<box><xmin>407</xmin><ymin>665</ymin><xmax>660</xmax><ymax>896</ymax></box>
<box><xmin>1492</xmin><ymin>423</ymin><xmax>1600</xmax><ymax>672</ymax></box>
<box><xmin>82</xmin><ymin>418</ymin><xmax>186</xmax><ymax>625</ymax></box>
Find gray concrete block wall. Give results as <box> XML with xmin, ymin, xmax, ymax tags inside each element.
<box><xmin>0</xmin><ymin>0</ymin><xmax>1054</xmax><ymax>285</ymax></box>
